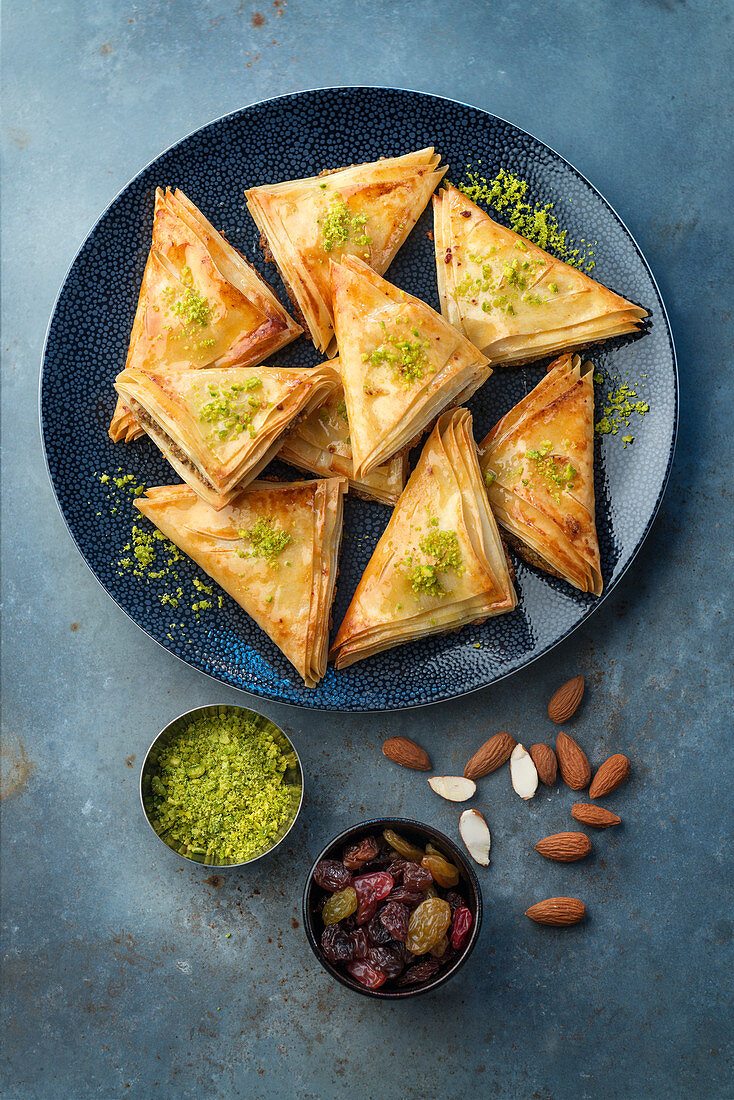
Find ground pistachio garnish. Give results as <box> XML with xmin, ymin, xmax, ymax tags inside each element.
<box><xmin>595</xmin><ymin>378</ymin><xmax>650</xmax><ymax>446</ymax></box>
<box><xmin>161</xmin><ymin>267</ymin><xmax>215</xmax><ymax>353</ymax></box>
<box><xmin>363</xmin><ymin>317</ymin><xmax>432</xmax><ymax>386</ymax></box>
<box><xmin>402</xmin><ymin>528</ymin><xmax>464</xmax><ymax>598</ymax></box>
<box><xmin>146</xmin><ymin>712</ymin><xmax>301</xmax><ymax>864</ymax></box>
<box><xmin>198</xmin><ymin>379</ymin><xmax>261</xmax><ymax>442</ymax></box>
<box><xmin>318</xmin><ymin>192</ymin><xmax>370</xmax><ymax>253</ymax></box>
<box><xmin>237</xmin><ymin>516</ymin><xmax>291</xmax><ymax>562</ymax></box>
<box><xmin>525</xmin><ymin>441</ymin><xmax>577</xmax><ymax>503</ymax></box>
<box><xmin>455</xmin><ymin>166</ymin><xmax>596</xmax><ymax>272</ymax></box>
<box><xmin>455</xmin><ymin>246</ymin><xmax>549</xmax><ymax>317</ymax></box>
<box><xmin>94</xmin><ymin>471</ymin><xmax>224</xmax><ymax>627</ymax></box>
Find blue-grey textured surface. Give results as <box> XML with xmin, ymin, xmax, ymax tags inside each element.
<box><xmin>1</xmin><ymin>1</ymin><xmax>732</xmax><ymax>1097</ymax></box>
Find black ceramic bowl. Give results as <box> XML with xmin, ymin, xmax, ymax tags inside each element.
<box><xmin>303</xmin><ymin>818</ymin><xmax>483</xmax><ymax>999</ymax></box>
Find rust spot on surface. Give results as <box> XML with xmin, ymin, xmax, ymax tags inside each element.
<box><xmin>125</xmin><ymin>754</ymin><xmax>136</xmax><ymax>768</ymax></box>
<box><xmin>0</xmin><ymin>737</ymin><xmax>35</xmax><ymax>800</ymax></box>
<box><xmin>205</xmin><ymin>874</ymin><xmax>224</xmax><ymax>888</ymax></box>
<box><xmin>252</xmin><ymin>11</ymin><xmax>265</xmax><ymax>25</ymax></box>
<box><xmin>290</xmin><ymin>917</ymin><xmax>300</xmax><ymax>929</ymax></box>
<box><xmin>70</xmin><ymin>621</ymin><xmax>81</xmax><ymax>632</ymax></box>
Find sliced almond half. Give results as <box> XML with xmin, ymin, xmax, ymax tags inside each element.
<box><xmin>510</xmin><ymin>744</ymin><xmax>538</xmax><ymax>800</ymax></box>
<box><xmin>459</xmin><ymin>809</ymin><xmax>491</xmax><ymax>865</ymax></box>
<box><xmin>427</xmin><ymin>775</ymin><xmax>477</xmax><ymax>802</ymax></box>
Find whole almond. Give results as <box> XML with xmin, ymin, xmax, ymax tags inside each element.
<box><xmin>525</xmin><ymin>897</ymin><xmax>586</xmax><ymax>927</ymax></box>
<box><xmin>548</xmin><ymin>675</ymin><xmax>584</xmax><ymax>723</ymax></box>
<box><xmin>571</xmin><ymin>803</ymin><xmax>621</xmax><ymax>829</ymax></box>
<box><xmin>529</xmin><ymin>743</ymin><xmax>557</xmax><ymax>785</ymax></box>
<box><xmin>556</xmin><ymin>731</ymin><xmax>591</xmax><ymax>791</ymax></box>
<box><xmin>589</xmin><ymin>753</ymin><xmax>631</xmax><ymax>799</ymax></box>
<box><xmin>464</xmin><ymin>731</ymin><xmax>515</xmax><ymax>780</ymax></box>
<box><xmin>382</xmin><ymin>736</ymin><xmax>431</xmax><ymax>771</ymax></box>
<box><xmin>535</xmin><ymin>832</ymin><xmax>591</xmax><ymax>862</ymax></box>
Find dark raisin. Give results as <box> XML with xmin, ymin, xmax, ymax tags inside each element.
<box><xmin>397</xmin><ymin>957</ymin><xmax>442</xmax><ymax>986</ymax></box>
<box><xmin>342</xmin><ymin>836</ymin><xmax>379</xmax><ymax>871</ymax></box>
<box><xmin>313</xmin><ymin>860</ymin><xmax>352</xmax><ymax>892</ymax></box>
<box><xmin>379</xmin><ymin>901</ymin><xmax>409</xmax><ymax>942</ymax></box>
<box><xmin>387</xmin><ymin>858</ymin><xmax>410</xmax><ymax>883</ymax></box>
<box><xmin>367</xmin><ymin>916</ymin><xmax>392</xmax><ymax>945</ymax></box>
<box><xmin>387</xmin><ymin>887</ymin><xmax>425</xmax><ymax>908</ymax></box>
<box><xmin>445</xmin><ymin>891</ymin><xmax>466</xmax><ymax>913</ymax></box>
<box><xmin>403</xmin><ymin>862</ymin><xmax>433</xmax><ymax>892</ymax></box>
<box><xmin>367</xmin><ymin>944</ymin><xmax>404</xmax><ymax>980</ymax></box>
<box><xmin>437</xmin><ymin>944</ymin><xmax>458</xmax><ymax>968</ymax></box>
<box><xmin>349</xmin><ymin>928</ymin><xmax>369</xmax><ymax>960</ymax></box>
<box><xmin>320</xmin><ymin>926</ymin><xmax>354</xmax><ymax>964</ymax></box>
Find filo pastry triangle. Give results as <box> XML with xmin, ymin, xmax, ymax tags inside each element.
<box><xmin>135</xmin><ymin>478</ymin><xmax>347</xmax><ymax>687</ymax></box>
<box><xmin>479</xmin><ymin>353</ymin><xmax>602</xmax><ymax>595</ymax></box>
<box><xmin>114</xmin><ymin>362</ymin><xmax>339</xmax><ymax>509</ymax></box>
<box><xmin>433</xmin><ymin>184</ymin><xmax>647</xmax><ymax>365</ymax></box>
<box><xmin>331</xmin><ymin>255</ymin><xmax>492</xmax><ymax>478</ymax></box>
<box><xmin>245</xmin><ymin>148</ymin><xmax>447</xmax><ymax>354</ymax></box>
<box><xmin>278</xmin><ymin>358</ymin><xmax>408</xmax><ymax>506</ymax></box>
<box><xmin>330</xmin><ymin>408</ymin><xmax>516</xmax><ymax>669</ymax></box>
<box><xmin>109</xmin><ymin>187</ymin><xmax>301</xmax><ymax>442</ymax></box>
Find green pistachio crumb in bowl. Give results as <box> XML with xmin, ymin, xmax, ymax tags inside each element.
<box><xmin>140</xmin><ymin>704</ymin><xmax>303</xmax><ymax>868</ymax></box>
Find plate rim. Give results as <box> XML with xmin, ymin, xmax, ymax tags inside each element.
<box><xmin>39</xmin><ymin>84</ymin><xmax>679</xmax><ymax>713</ymax></box>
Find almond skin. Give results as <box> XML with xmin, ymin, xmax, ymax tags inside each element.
<box><xmin>382</xmin><ymin>736</ymin><xmax>431</xmax><ymax>771</ymax></box>
<box><xmin>556</xmin><ymin>731</ymin><xmax>591</xmax><ymax>791</ymax></box>
<box><xmin>535</xmin><ymin>832</ymin><xmax>591</xmax><ymax>862</ymax></box>
<box><xmin>464</xmin><ymin>731</ymin><xmax>516</xmax><ymax>780</ymax></box>
<box><xmin>548</xmin><ymin>675</ymin><xmax>585</xmax><ymax>723</ymax></box>
<box><xmin>525</xmin><ymin>897</ymin><xmax>586</xmax><ymax>927</ymax></box>
<box><xmin>529</xmin><ymin>743</ymin><xmax>557</xmax><ymax>786</ymax></box>
<box><xmin>589</xmin><ymin>753</ymin><xmax>631</xmax><ymax>799</ymax></box>
<box><xmin>571</xmin><ymin>803</ymin><xmax>621</xmax><ymax>829</ymax></box>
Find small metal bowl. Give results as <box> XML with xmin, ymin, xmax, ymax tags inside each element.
<box><xmin>140</xmin><ymin>703</ymin><xmax>304</xmax><ymax>868</ymax></box>
<box><xmin>303</xmin><ymin>818</ymin><xmax>483</xmax><ymax>999</ymax></box>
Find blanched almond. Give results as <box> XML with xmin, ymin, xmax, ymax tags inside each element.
<box><xmin>459</xmin><ymin>809</ymin><xmax>491</xmax><ymax>865</ymax></box>
<box><xmin>510</xmin><ymin>744</ymin><xmax>538</xmax><ymax>800</ymax></box>
<box><xmin>428</xmin><ymin>775</ymin><xmax>476</xmax><ymax>802</ymax></box>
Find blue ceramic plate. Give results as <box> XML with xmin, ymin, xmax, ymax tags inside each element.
<box><xmin>41</xmin><ymin>87</ymin><xmax>677</xmax><ymax>711</ymax></box>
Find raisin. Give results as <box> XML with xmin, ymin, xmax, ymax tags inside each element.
<box><xmin>445</xmin><ymin>890</ymin><xmax>466</xmax><ymax>913</ymax></box>
<box><xmin>379</xmin><ymin>901</ymin><xmax>409</xmax><ymax>941</ymax></box>
<box><xmin>430</xmin><ymin>935</ymin><xmax>449</xmax><ymax>959</ymax></box>
<box><xmin>367</xmin><ymin>915</ymin><xmax>392</xmax><ymax>945</ymax></box>
<box><xmin>350</xmin><ymin>928</ymin><xmax>369</xmax><ymax>959</ymax></box>
<box><xmin>398</xmin><ymin>957</ymin><xmax>441</xmax><ymax>986</ymax></box>
<box><xmin>387</xmin><ymin>858</ymin><xmax>410</xmax><ymax>882</ymax></box>
<box><xmin>353</xmin><ymin>872</ymin><xmax>394</xmax><ymax>925</ymax></box>
<box><xmin>405</xmin><ymin>898</ymin><xmax>452</xmax><ymax>954</ymax></box>
<box><xmin>367</xmin><ymin>944</ymin><xmax>404</xmax><ymax>980</ymax></box>
<box><xmin>313</xmin><ymin>860</ymin><xmax>352</xmax><ymax>892</ymax></box>
<box><xmin>403</xmin><ymin>862</ymin><xmax>433</xmax><ymax>892</ymax></box>
<box><xmin>346</xmin><ymin>960</ymin><xmax>386</xmax><ymax>990</ymax></box>
<box><xmin>320</xmin><ymin>926</ymin><xmax>354</xmax><ymax>964</ymax></box>
<box><xmin>342</xmin><ymin>836</ymin><xmax>379</xmax><ymax>871</ymax></box>
<box><xmin>387</xmin><ymin>887</ymin><xmax>425</xmax><ymax>908</ymax></box>
<box><xmin>322</xmin><ymin>887</ymin><xmax>357</xmax><ymax>926</ymax></box>
<box><xmin>383</xmin><ymin>829</ymin><xmax>425</xmax><ymax>862</ymax></box>
<box><xmin>450</xmin><ymin>906</ymin><xmax>473</xmax><ymax>951</ymax></box>
<box><xmin>437</xmin><ymin>943</ymin><xmax>457</xmax><ymax>968</ymax></box>
<box><xmin>421</xmin><ymin>854</ymin><xmax>460</xmax><ymax>889</ymax></box>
